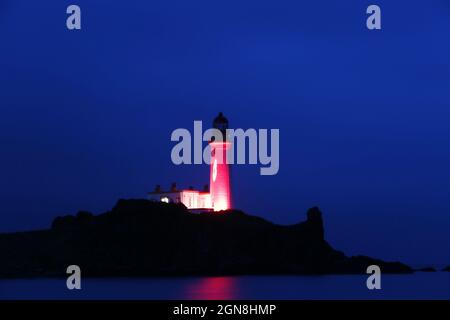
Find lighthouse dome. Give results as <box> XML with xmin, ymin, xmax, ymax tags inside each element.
<box><xmin>213</xmin><ymin>112</ymin><xmax>228</xmax><ymax>127</ymax></box>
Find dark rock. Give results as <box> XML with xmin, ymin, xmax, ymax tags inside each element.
<box><xmin>0</xmin><ymin>200</ymin><xmax>413</xmax><ymax>278</ymax></box>
<box><xmin>442</xmin><ymin>266</ymin><xmax>450</xmax><ymax>272</ymax></box>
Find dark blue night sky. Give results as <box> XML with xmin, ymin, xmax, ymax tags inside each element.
<box><xmin>1</xmin><ymin>1</ymin><xmax>449</xmax><ymax>265</ymax></box>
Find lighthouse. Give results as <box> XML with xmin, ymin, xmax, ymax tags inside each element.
<box><xmin>148</xmin><ymin>112</ymin><xmax>232</xmax><ymax>212</ymax></box>
<box><xmin>209</xmin><ymin>112</ymin><xmax>232</xmax><ymax>211</ymax></box>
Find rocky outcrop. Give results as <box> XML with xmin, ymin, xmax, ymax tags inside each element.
<box><xmin>0</xmin><ymin>200</ymin><xmax>412</xmax><ymax>278</ymax></box>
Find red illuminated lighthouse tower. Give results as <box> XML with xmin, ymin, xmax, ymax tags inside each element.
<box><xmin>149</xmin><ymin>113</ymin><xmax>233</xmax><ymax>212</ymax></box>
<box><xmin>209</xmin><ymin>112</ymin><xmax>232</xmax><ymax>211</ymax></box>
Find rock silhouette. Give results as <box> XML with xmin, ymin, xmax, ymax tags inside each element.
<box><xmin>0</xmin><ymin>200</ymin><xmax>412</xmax><ymax>278</ymax></box>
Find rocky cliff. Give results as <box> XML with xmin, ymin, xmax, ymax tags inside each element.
<box><xmin>0</xmin><ymin>199</ymin><xmax>412</xmax><ymax>278</ymax></box>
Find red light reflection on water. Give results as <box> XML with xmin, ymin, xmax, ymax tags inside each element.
<box><xmin>184</xmin><ymin>277</ymin><xmax>237</xmax><ymax>300</ymax></box>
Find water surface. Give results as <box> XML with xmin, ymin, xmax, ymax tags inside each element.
<box><xmin>1</xmin><ymin>273</ymin><xmax>449</xmax><ymax>300</ymax></box>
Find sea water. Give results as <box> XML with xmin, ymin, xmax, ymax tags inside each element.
<box><xmin>1</xmin><ymin>273</ymin><xmax>449</xmax><ymax>300</ymax></box>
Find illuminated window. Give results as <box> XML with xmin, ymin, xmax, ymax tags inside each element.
<box><xmin>212</xmin><ymin>159</ymin><xmax>217</xmax><ymax>182</ymax></box>
<box><xmin>160</xmin><ymin>196</ymin><xmax>169</xmax><ymax>203</ymax></box>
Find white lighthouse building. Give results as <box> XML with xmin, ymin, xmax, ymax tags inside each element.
<box><xmin>148</xmin><ymin>112</ymin><xmax>232</xmax><ymax>212</ymax></box>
